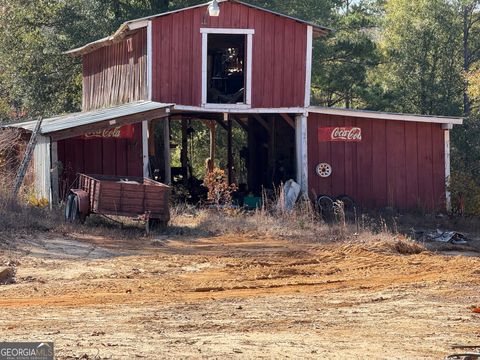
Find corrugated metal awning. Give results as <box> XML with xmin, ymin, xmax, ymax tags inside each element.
<box><xmin>308</xmin><ymin>106</ymin><xmax>463</xmax><ymax>125</ymax></box>
<box><xmin>7</xmin><ymin>101</ymin><xmax>173</xmax><ymax>141</ymax></box>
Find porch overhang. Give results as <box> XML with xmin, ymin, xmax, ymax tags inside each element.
<box><xmin>7</xmin><ymin>101</ymin><xmax>173</xmax><ymax>141</ymax></box>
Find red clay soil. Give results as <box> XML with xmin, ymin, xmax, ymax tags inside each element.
<box><xmin>0</xmin><ymin>233</ymin><xmax>479</xmax><ymax>359</ymax></box>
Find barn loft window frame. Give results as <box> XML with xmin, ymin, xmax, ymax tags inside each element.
<box><xmin>200</xmin><ymin>28</ymin><xmax>254</xmax><ymax>110</ymax></box>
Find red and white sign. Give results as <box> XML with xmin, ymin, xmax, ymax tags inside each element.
<box><xmin>318</xmin><ymin>127</ymin><xmax>362</xmax><ymax>142</ymax></box>
<box><xmin>83</xmin><ymin>125</ymin><xmax>134</xmax><ymax>139</ymax></box>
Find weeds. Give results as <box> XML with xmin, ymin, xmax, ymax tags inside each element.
<box><xmin>166</xmin><ymin>190</ymin><xmax>425</xmax><ymax>256</ymax></box>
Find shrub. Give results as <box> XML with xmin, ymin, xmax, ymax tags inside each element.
<box><xmin>203</xmin><ymin>168</ymin><xmax>237</xmax><ymax>206</ymax></box>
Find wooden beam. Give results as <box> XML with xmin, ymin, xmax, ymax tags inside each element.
<box><xmin>252</xmin><ymin>114</ymin><xmax>269</xmax><ymax>131</ymax></box>
<box><xmin>280</xmin><ymin>113</ymin><xmax>295</xmax><ymax>129</ymax></box>
<box><xmin>49</xmin><ymin>109</ymin><xmax>170</xmax><ymax>141</ymax></box>
<box><xmin>213</xmin><ymin>118</ymin><xmax>228</xmax><ymax>131</ymax></box>
<box><xmin>232</xmin><ymin>115</ymin><xmax>249</xmax><ymax>133</ymax></box>
<box><xmin>227</xmin><ymin>116</ymin><xmax>233</xmax><ymax>185</ymax></box>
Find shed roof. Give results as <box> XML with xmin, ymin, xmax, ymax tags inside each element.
<box><xmin>66</xmin><ymin>0</ymin><xmax>331</xmax><ymax>57</ymax></box>
<box><xmin>7</xmin><ymin>101</ymin><xmax>173</xmax><ymax>141</ymax></box>
<box><xmin>308</xmin><ymin>106</ymin><xmax>463</xmax><ymax>125</ymax></box>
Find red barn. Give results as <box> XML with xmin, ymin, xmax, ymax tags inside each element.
<box><xmin>8</xmin><ymin>0</ymin><xmax>462</xmax><ymax>212</ymax></box>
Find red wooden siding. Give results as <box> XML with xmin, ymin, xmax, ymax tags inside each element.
<box><xmin>57</xmin><ymin>123</ymin><xmax>143</xmax><ymax>197</ymax></box>
<box><xmin>82</xmin><ymin>29</ymin><xmax>147</xmax><ymax>111</ymax></box>
<box><xmin>307</xmin><ymin>113</ymin><xmax>446</xmax><ymax>211</ymax></box>
<box><xmin>151</xmin><ymin>2</ymin><xmax>308</xmax><ymax>108</ymax></box>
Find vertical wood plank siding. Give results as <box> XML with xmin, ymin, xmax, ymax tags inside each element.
<box><xmin>82</xmin><ymin>29</ymin><xmax>147</xmax><ymax>111</ymax></box>
<box><xmin>57</xmin><ymin>123</ymin><xmax>143</xmax><ymax>197</ymax></box>
<box><xmin>151</xmin><ymin>2</ymin><xmax>308</xmax><ymax>107</ymax></box>
<box><xmin>307</xmin><ymin>113</ymin><xmax>447</xmax><ymax>211</ymax></box>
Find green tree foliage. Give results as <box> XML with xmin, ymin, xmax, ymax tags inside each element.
<box><xmin>312</xmin><ymin>0</ymin><xmax>382</xmax><ymax>108</ymax></box>
<box><xmin>378</xmin><ymin>0</ymin><xmax>463</xmax><ymax>115</ymax></box>
<box><xmin>0</xmin><ymin>0</ymin><xmax>115</xmax><ymax>121</ymax></box>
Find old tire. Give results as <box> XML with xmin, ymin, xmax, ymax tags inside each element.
<box><xmin>336</xmin><ymin>195</ymin><xmax>356</xmax><ymax>213</ymax></box>
<box><xmin>317</xmin><ymin>195</ymin><xmax>334</xmax><ymax>212</ymax></box>
<box><xmin>147</xmin><ymin>219</ymin><xmax>167</xmax><ymax>235</ymax></box>
<box><xmin>65</xmin><ymin>194</ymin><xmax>75</xmax><ymax>222</ymax></box>
<box><xmin>71</xmin><ymin>195</ymin><xmax>86</xmax><ymax>224</ymax></box>
<box><xmin>317</xmin><ymin>195</ymin><xmax>335</xmax><ymax>222</ymax></box>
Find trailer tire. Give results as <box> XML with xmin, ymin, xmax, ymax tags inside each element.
<box><xmin>147</xmin><ymin>219</ymin><xmax>167</xmax><ymax>235</ymax></box>
<box><xmin>65</xmin><ymin>194</ymin><xmax>75</xmax><ymax>222</ymax></box>
<box><xmin>317</xmin><ymin>195</ymin><xmax>334</xmax><ymax>212</ymax></box>
<box><xmin>71</xmin><ymin>195</ymin><xmax>86</xmax><ymax>224</ymax></box>
<box><xmin>335</xmin><ymin>195</ymin><xmax>356</xmax><ymax>213</ymax></box>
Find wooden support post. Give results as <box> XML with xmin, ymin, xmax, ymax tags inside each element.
<box><xmin>164</xmin><ymin>117</ymin><xmax>171</xmax><ymax>184</ymax></box>
<box><xmin>210</xmin><ymin>121</ymin><xmax>216</xmax><ymax>164</ymax></box>
<box><xmin>295</xmin><ymin>114</ymin><xmax>308</xmax><ymax>195</ymax></box>
<box><xmin>267</xmin><ymin>116</ymin><xmax>276</xmax><ymax>185</ymax></box>
<box><xmin>181</xmin><ymin>118</ymin><xmax>188</xmax><ymax>184</ymax></box>
<box><xmin>148</xmin><ymin>120</ymin><xmax>156</xmax><ymax>156</ymax></box>
<box><xmin>247</xmin><ymin>117</ymin><xmax>254</xmax><ymax>190</ymax></box>
<box><xmin>227</xmin><ymin>116</ymin><xmax>233</xmax><ymax>185</ymax></box>
<box><xmin>142</xmin><ymin>120</ymin><xmax>149</xmax><ymax>178</ymax></box>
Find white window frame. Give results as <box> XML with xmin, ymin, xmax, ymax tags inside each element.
<box><xmin>201</xmin><ymin>28</ymin><xmax>254</xmax><ymax>109</ymax></box>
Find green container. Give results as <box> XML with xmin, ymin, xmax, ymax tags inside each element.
<box><xmin>244</xmin><ymin>196</ymin><xmax>262</xmax><ymax>210</ymax></box>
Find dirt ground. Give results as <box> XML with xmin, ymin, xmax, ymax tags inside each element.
<box><xmin>0</xmin><ymin>228</ymin><xmax>479</xmax><ymax>359</ymax></box>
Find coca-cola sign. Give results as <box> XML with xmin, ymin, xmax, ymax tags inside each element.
<box><xmin>318</xmin><ymin>127</ymin><xmax>362</xmax><ymax>142</ymax></box>
<box><xmin>83</xmin><ymin>125</ymin><xmax>134</xmax><ymax>139</ymax></box>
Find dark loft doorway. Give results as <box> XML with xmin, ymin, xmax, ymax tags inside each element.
<box><xmin>206</xmin><ymin>34</ymin><xmax>246</xmax><ymax>104</ymax></box>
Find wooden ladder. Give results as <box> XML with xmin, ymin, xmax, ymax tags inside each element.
<box><xmin>12</xmin><ymin>117</ymin><xmax>43</xmax><ymax>198</ymax></box>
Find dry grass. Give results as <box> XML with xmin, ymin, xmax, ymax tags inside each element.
<box><xmin>167</xmin><ymin>201</ymin><xmax>427</xmax><ymax>255</ymax></box>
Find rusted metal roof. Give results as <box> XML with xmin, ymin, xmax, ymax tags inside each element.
<box><xmin>7</xmin><ymin>101</ymin><xmax>173</xmax><ymax>135</ymax></box>
<box><xmin>308</xmin><ymin>106</ymin><xmax>463</xmax><ymax>125</ymax></box>
<box><xmin>66</xmin><ymin>0</ymin><xmax>331</xmax><ymax>57</ymax></box>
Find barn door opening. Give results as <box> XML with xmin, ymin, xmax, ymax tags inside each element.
<box><xmin>207</xmin><ymin>34</ymin><xmax>245</xmax><ymax>105</ymax></box>
<box><xmin>201</xmin><ymin>28</ymin><xmax>254</xmax><ymax>109</ymax></box>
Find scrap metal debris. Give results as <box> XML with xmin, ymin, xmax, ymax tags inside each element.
<box><xmin>283</xmin><ymin>179</ymin><xmax>301</xmax><ymax>211</ymax></box>
<box><xmin>416</xmin><ymin>230</ymin><xmax>468</xmax><ymax>245</ymax></box>
<box><xmin>445</xmin><ymin>353</ymin><xmax>480</xmax><ymax>360</ymax></box>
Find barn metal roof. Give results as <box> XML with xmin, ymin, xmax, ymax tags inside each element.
<box><xmin>308</xmin><ymin>106</ymin><xmax>463</xmax><ymax>125</ymax></box>
<box><xmin>7</xmin><ymin>101</ymin><xmax>173</xmax><ymax>135</ymax></box>
<box><xmin>66</xmin><ymin>0</ymin><xmax>331</xmax><ymax>56</ymax></box>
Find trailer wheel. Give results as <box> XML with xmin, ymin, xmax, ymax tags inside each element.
<box><xmin>317</xmin><ymin>195</ymin><xmax>334</xmax><ymax>212</ymax></box>
<box><xmin>71</xmin><ymin>195</ymin><xmax>86</xmax><ymax>224</ymax></box>
<box><xmin>335</xmin><ymin>195</ymin><xmax>356</xmax><ymax>213</ymax></box>
<box><xmin>146</xmin><ymin>219</ymin><xmax>167</xmax><ymax>235</ymax></box>
<box><xmin>65</xmin><ymin>194</ymin><xmax>75</xmax><ymax>222</ymax></box>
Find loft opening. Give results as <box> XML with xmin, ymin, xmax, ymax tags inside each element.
<box><xmin>201</xmin><ymin>28</ymin><xmax>254</xmax><ymax>109</ymax></box>
<box><xmin>207</xmin><ymin>34</ymin><xmax>245</xmax><ymax>104</ymax></box>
